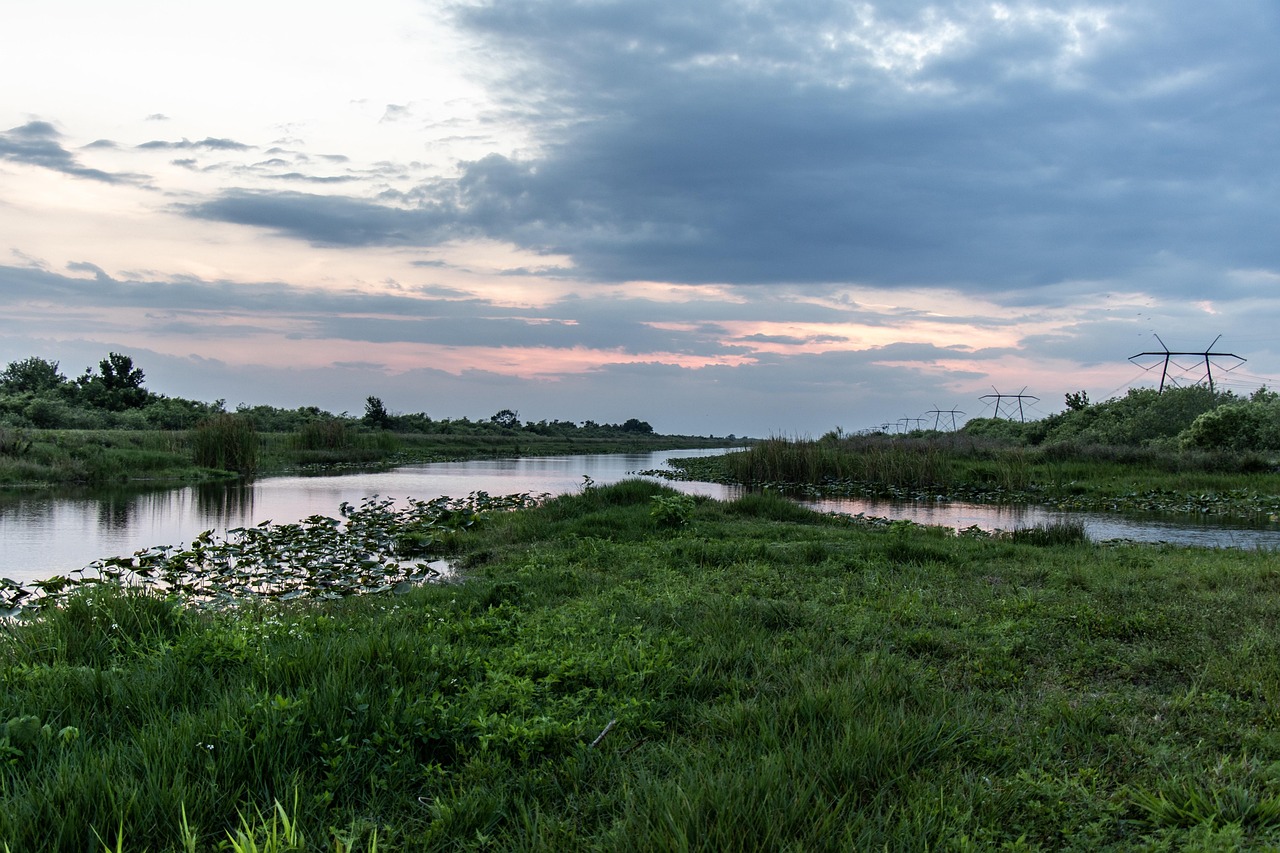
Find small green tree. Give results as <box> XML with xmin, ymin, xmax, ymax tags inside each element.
<box><xmin>77</xmin><ymin>352</ymin><xmax>150</xmax><ymax>410</ymax></box>
<box><xmin>363</xmin><ymin>396</ymin><xmax>392</xmax><ymax>429</ymax></box>
<box><xmin>0</xmin><ymin>356</ymin><xmax>67</xmax><ymax>394</ymax></box>
<box><xmin>490</xmin><ymin>409</ymin><xmax>521</xmax><ymax>429</ymax></box>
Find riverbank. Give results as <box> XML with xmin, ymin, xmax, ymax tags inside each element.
<box><xmin>0</xmin><ymin>428</ymin><xmax>736</xmax><ymax>488</ymax></box>
<box><xmin>4</xmin><ymin>481</ymin><xmax>1280</xmax><ymax>849</ymax></box>
<box><xmin>659</xmin><ymin>437</ymin><xmax>1280</xmax><ymax>523</ymax></box>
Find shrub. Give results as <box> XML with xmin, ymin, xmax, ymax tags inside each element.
<box><xmin>1180</xmin><ymin>402</ymin><xmax>1274</xmax><ymax>452</ymax></box>
<box><xmin>650</xmin><ymin>493</ymin><xmax>696</xmax><ymax>527</ymax></box>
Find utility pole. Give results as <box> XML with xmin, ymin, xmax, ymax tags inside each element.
<box><xmin>925</xmin><ymin>406</ymin><xmax>965</xmax><ymax>432</ymax></box>
<box><xmin>980</xmin><ymin>387</ymin><xmax>1038</xmax><ymax>422</ymax></box>
<box><xmin>1128</xmin><ymin>334</ymin><xmax>1245</xmax><ymax>392</ymax></box>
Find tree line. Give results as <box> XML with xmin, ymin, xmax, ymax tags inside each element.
<box><xmin>0</xmin><ymin>353</ymin><xmax>657</xmax><ymax>437</ymax></box>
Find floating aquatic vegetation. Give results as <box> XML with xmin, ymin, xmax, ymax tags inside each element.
<box><xmin>0</xmin><ymin>491</ymin><xmax>542</xmax><ymax>615</ymax></box>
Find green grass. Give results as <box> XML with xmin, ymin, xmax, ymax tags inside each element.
<box><xmin>5</xmin><ymin>482</ymin><xmax>1280</xmax><ymax>849</ymax></box>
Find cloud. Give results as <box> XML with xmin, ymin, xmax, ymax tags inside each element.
<box><xmin>183</xmin><ymin>190</ymin><xmax>454</xmax><ymax>246</ymax></box>
<box><xmin>169</xmin><ymin>0</ymin><xmax>1280</xmax><ymax>299</ymax></box>
<box><xmin>137</xmin><ymin>137</ymin><xmax>253</xmax><ymax>151</ymax></box>
<box><xmin>0</xmin><ymin>121</ymin><xmax>146</xmax><ymax>184</ymax></box>
<box><xmin>412</xmin><ymin>0</ymin><xmax>1280</xmax><ymax>292</ymax></box>
<box><xmin>381</xmin><ymin>104</ymin><xmax>410</xmax><ymax>123</ymax></box>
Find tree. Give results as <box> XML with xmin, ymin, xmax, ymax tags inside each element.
<box><xmin>0</xmin><ymin>356</ymin><xmax>67</xmax><ymax>394</ymax></box>
<box><xmin>621</xmin><ymin>418</ymin><xmax>654</xmax><ymax>434</ymax></box>
<box><xmin>77</xmin><ymin>352</ymin><xmax>149</xmax><ymax>410</ymax></box>
<box><xmin>490</xmin><ymin>409</ymin><xmax>521</xmax><ymax>429</ymax></box>
<box><xmin>1064</xmin><ymin>390</ymin><xmax>1090</xmax><ymax>412</ymax></box>
<box><xmin>364</xmin><ymin>396</ymin><xmax>392</xmax><ymax>429</ymax></box>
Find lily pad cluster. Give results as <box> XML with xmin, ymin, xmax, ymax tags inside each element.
<box><xmin>1</xmin><ymin>491</ymin><xmax>541</xmax><ymax>616</ymax></box>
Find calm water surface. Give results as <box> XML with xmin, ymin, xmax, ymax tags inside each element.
<box><xmin>5</xmin><ymin>448</ymin><xmax>1280</xmax><ymax>586</ymax></box>
<box><xmin>0</xmin><ymin>449</ymin><xmax>737</xmax><ymax>585</ymax></box>
<box><xmin>800</xmin><ymin>495</ymin><xmax>1280</xmax><ymax>550</ymax></box>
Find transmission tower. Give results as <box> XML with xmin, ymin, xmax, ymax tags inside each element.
<box><xmin>1128</xmin><ymin>334</ymin><xmax>1245</xmax><ymax>392</ymax></box>
<box><xmin>925</xmin><ymin>406</ymin><xmax>965</xmax><ymax>432</ymax></box>
<box><xmin>980</xmin><ymin>387</ymin><xmax>1038</xmax><ymax>422</ymax></box>
<box><xmin>897</xmin><ymin>417</ymin><xmax>926</xmax><ymax>433</ymax></box>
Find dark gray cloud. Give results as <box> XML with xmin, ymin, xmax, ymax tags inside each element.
<box><xmin>439</xmin><ymin>0</ymin><xmax>1280</xmax><ymax>291</ymax></box>
<box><xmin>0</xmin><ymin>121</ymin><xmax>145</xmax><ymax>184</ymax></box>
<box><xmin>184</xmin><ymin>190</ymin><xmax>455</xmax><ymax>246</ymax></box>
<box><xmin>182</xmin><ymin>0</ymin><xmax>1279</xmax><ymax>296</ymax></box>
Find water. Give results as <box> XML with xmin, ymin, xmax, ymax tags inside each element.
<box><xmin>800</xmin><ymin>495</ymin><xmax>1280</xmax><ymax>549</ymax></box>
<box><xmin>0</xmin><ymin>449</ymin><xmax>737</xmax><ymax>585</ymax></box>
<box><xmin>5</xmin><ymin>448</ymin><xmax>1280</xmax><ymax>587</ymax></box>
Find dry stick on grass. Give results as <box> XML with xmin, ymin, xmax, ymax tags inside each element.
<box><xmin>589</xmin><ymin>718</ymin><xmax>617</xmax><ymax>749</ymax></box>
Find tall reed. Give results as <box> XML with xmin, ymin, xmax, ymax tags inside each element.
<box><xmin>191</xmin><ymin>414</ymin><xmax>259</xmax><ymax>476</ymax></box>
<box><xmin>725</xmin><ymin>436</ymin><xmax>950</xmax><ymax>489</ymax></box>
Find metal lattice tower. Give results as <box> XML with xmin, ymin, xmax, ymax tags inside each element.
<box><xmin>980</xmin><ymin>387</ymin><xmax>1039</xmax><ymax>422</ymax></box>
<box><xmin>1128</xmin><ymin>334</ymin><xmax>1245</xmax><ymax>392</ymax></box>
<box><xmin>925</xmin><ymin>406</ymin><xmax>965</xmax><ymax>432</ymax></box>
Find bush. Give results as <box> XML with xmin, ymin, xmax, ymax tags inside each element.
<box><xmin>1180</xmin><ymin>402</ymin><xmax>1276</xmax><ymax>452</ymax></box>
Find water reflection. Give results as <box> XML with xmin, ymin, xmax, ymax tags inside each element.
<box><xmin>801</xmin><ymin>495</ymin><xmax>1280</xmax><ymax>550</ymax></box>
<box><xmin>195</xmin><ymin>480</ymin><xmax>255</xmax><ymax>528</ymax></box>
<box><xmin>5</xmin><ymin>447</ymin><xmax>1280</xmax><ymax>590</ymax></box>
<box><xmin>0</xmin><ymin>448</ymin><xmax>734</xmax><ymax>585</ymax></box>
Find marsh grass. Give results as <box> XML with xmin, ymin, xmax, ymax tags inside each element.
<box><xmin>0</xmin><ymin>429</ymin><xmax>195</xmax><ymax>485</ymax></box>
<box><xmin>682</xmin><ymin>436</ymin><xmax>1280</xmax><ymax>520</ymax></box>
<box><xmin>0</xmin><ymin>428</ymin><xmax>731</xmax><ymax>487</ymax></box>
<box><xmin>724</xmin><ymin>435</ymin><xmax>950</xmax><ymax>489</ymax></box>
<box><xmin>192</xmin><ymin>414</ymin><xmax>259</xmax><ymax>475</ymax></box>
<box><xmin>7</xmin><ymin>481</ymin><xmax>1280</xmax><ymax>849</ymax></box>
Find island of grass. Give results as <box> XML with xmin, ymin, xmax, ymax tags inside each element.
<box><xmin>4</xmin><ymin>480</ymin><xmax>1280</xmax><ymax>850</ymax></box>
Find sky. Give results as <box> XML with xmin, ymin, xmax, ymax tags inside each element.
<box><xmin>2</xmin><ymin>0</ymin><xmax>1278</xmax><ymax>437</ymax></box>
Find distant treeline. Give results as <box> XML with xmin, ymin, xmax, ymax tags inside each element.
<box><xmin>956</xmin><ymin>385</ymin><xmax>1280</xmax><ymax>453</ymax></box>
<box><xmin>0</xmin><ymin>353</ymin><xmax>671</xmax><ymax>438</ymax></box>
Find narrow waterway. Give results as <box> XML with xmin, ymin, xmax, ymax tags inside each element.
<box><xmin>4</xmin><ymin>449</ymin><xmax>1279</xmax><ymax>587</ymax></box>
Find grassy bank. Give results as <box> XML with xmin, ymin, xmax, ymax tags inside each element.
<box><xmin>4</xmin><ymin>481</ymin><xmax>1280</xmax><ymax>849</ymax></box>
<box><xmin>0</xmin><ymin>428</ymin><xmax>732</xmax><ymax>487</ymax></box>
<box><xmin>663</xmin><ymin>436</ymin><xmax>1280</xmax><ymax>520</ymax></box>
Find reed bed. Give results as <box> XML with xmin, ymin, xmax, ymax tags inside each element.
<box><xmin>724</xmin><ymin>436</ymin><xmax>951</xmax><ymax>489</ymax></box>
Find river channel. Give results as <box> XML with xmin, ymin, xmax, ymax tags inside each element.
<box><xmin>3</xmin><ymin>448</ymin><xmax>1280</xmax><ymax>586</ymax></box>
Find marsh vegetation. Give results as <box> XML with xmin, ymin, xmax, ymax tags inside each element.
<box><xmin>5</xmin><ymin>481</ymin><xmax>1280</xmax><ymax>849</ymax></box>
<box><xmin>658</xmin><ymin>386</ymin><xmax>1280</xmax><ymax>523</ymax></box>
<box><xmin>0</xmin><ymin>353</ymin><xmax>732</xmax><ymax>486</ymax></box>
